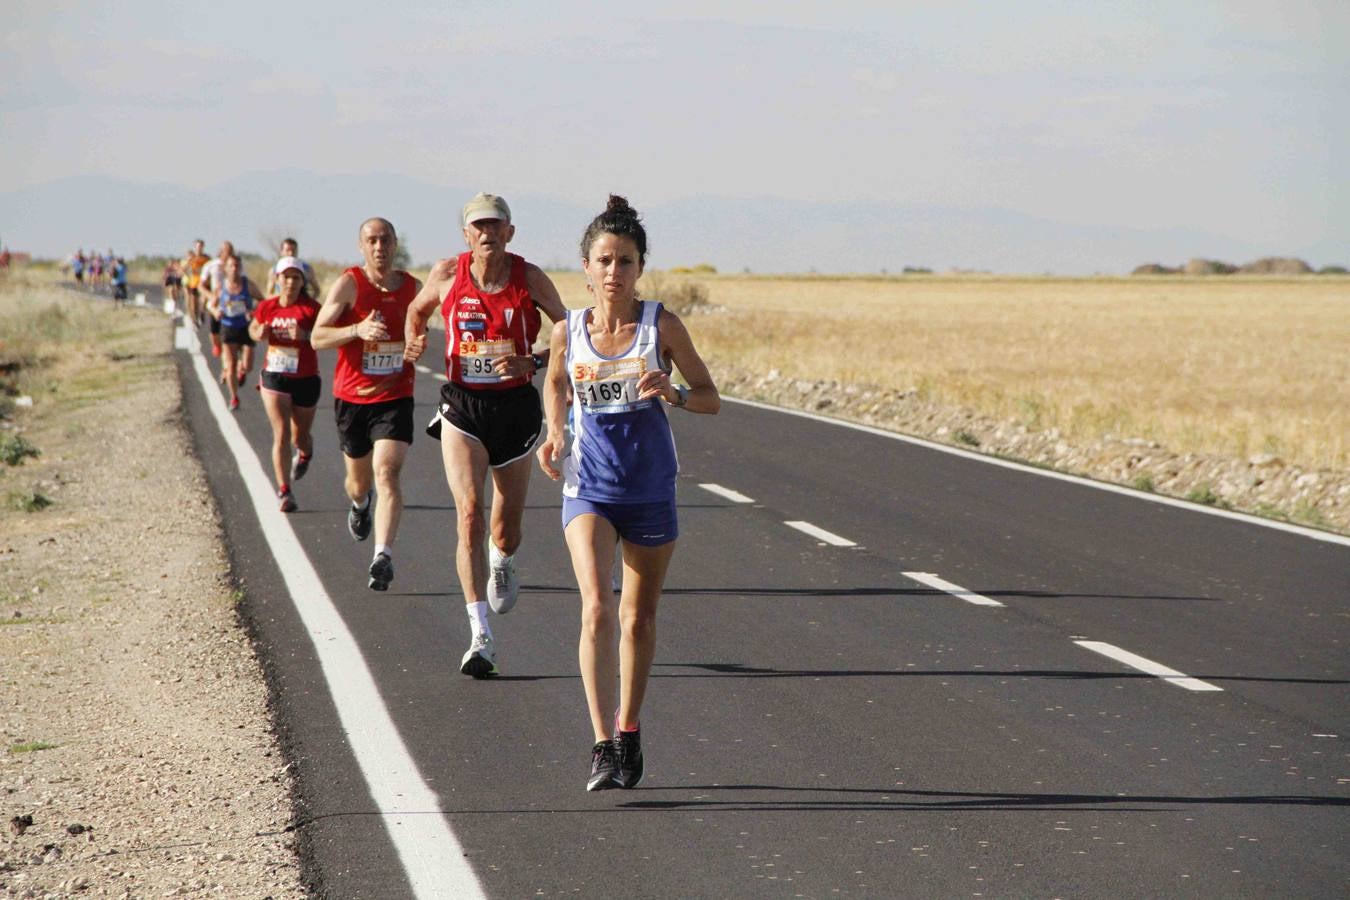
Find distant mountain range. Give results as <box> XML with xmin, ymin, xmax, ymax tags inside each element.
<box><xmin>2</xmin><ymin>171</ymin><xmax>1337</xmax><ymax>275</ymax></box>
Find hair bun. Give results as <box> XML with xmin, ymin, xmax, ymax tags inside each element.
<box><xmin>606</xmin><ymin>194</ymin><xmax>634</xmax><ymax>215</ymax></box>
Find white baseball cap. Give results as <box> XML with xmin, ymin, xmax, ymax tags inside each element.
<box><xmin>274</xmin><ymin>256</ymin><xmax>305</xmax><ymax>275</ymax></box>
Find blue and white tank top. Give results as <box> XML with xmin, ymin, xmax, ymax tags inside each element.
<box><xmin>563</xmin><ymin>300</ymin><xmax>678</xmax><ymax>503</ymax></box>
<box><xmin>219</xmin><ymin>277</ymin><xmax>253</xmax><ymax>329</ymax></box>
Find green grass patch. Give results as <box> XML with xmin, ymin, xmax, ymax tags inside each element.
<box><xmin>1292</xmin><ymin>501</ymin><xmax>1330</xmax><ymax>529</ymax></box>
<box><xmin>1</xmin><ymin>614</ymin><xmax>68</xmax><ymax>626</ymax></box>
<box><xmin>7</xmin><ymin>489</ymin><xmax>52</xmax><ymax>512</ymax></box>
<box><xmin>1132</xmin><ymin>475</ymin><xmax>1155</xmax><ymax>492</ymax></box>
<box><xmin>0</xmin><ymin>434</ymin><xmax>40</xmax><ymax>466</ymax></box>
<box><xmin>1184</xmin><ymin>484</ymin><xmax>1230</xmax><ymax>509</ymax></box>
<box><xmin>954</xmin><ymin>429</ymin><xmax>980</xmax><ymax>447</ymax></box>
<box><xmin>8</xmin><ymin>741</ymin><xmax>57</xmax><ymax>754</ymax></box>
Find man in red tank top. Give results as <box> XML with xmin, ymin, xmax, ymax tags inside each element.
<box><xmin>405</xmin><ymin>193</ymin><xmax>567</xmax><ymax>677</ymax></box>
<box><xmin>312</xmin><ymin>218</ymin><xmax>422</xmax><ymax>592</ymax></box>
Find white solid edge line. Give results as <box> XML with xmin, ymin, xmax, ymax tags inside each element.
<box><xmin>1074</xmin><ymin>640</ymin><xmax>1223</xmax><ymax>692</ymax></box>
<box><xmin>699</xmin><ymin>483</ymin><xmax>756</xmax><ymax>504</ymax></box>
<box><xmin>180</xmin><ymin>325</ymin><xmax>483</xmax><ymax>899</ymax></box>
<box><xmin>902</xmin><ymin>571</ymin><xmax>1004</xmax><ymax>607</ymax></box>
<box><xmin>784</xmin><ymin>520</ymin><xmax>856</xmax><ymax>546</ymax></box>
<box><xmin>723</xmin><ymin>396</ymin><xmax>1350</xmax><ymax>548</ymax></box>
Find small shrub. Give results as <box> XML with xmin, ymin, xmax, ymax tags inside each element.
<box><xmin>641</xmin><ymin>272</ymin><xmax>711</xmax><ymax>316</ymax></box>
<box><xmin>0</xmin><ymin>434</ymin><xmax>40</xmax><ymax>466</ymax></box>
<box><xmin>1185</xmin><ymin>484</ymin><xmax>1220</xmax><ymax>506</ymax></box>
<box><xmin>954</xmin><ymin>430</ymin><xmax>979</xmax><ymax>447</ymax></box>
<box><xmin>1132</xmin><ymin>475</ymin><xmax>1155</xmax><ymax>492</ymax></box>
<box><xmin>9</xmin><ymin>489</ymin><xmax>52</xmax><ymax>512</ymax></box>
<box><xmin>9</xmin><ymin>741</ymin><xmax>57</xmax><ymax>754</ymax></box>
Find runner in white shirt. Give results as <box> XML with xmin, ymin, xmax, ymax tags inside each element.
<box><xmin>199</xmin><ymin>241</ymin><xmax>234</xmax><ymax>363</ymax></box>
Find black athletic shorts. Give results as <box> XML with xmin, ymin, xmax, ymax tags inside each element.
<box><xmin>261</xmin><ymin>373</ymin><xmax>321</xmax><ymax>408</ymax></box>
<box><xmin>429</xmin><ymin>381</ymin><xmax>542</xmax><ymax>467</ymax></box>
<box><xmin>335</xmin><ymin>396</ymin><xmax>414</xmax><ymax>458</ymax></box>
<box><xmin>222</xmin><ymin>325</ymin><xmax>254</xmax><ymax>346</ymax></box>
<box><xmin>113</xmin><ymin>283</ymin><xmax>128</xmax><ymax>300</ymax></box>
<box><xmin>209</xmin><ymin>316</ymin><xmax>221</xmax><ymax>335</ymax></box>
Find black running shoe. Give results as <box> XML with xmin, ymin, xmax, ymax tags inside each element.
<box><xmin>587</xmin><ymin>740</ymin><xmax>619</xmax><ymax>792</ymax></box>
<box><xmin>347</xmin><ymin>494</ymin><xmax>372</xmax><ymax>542</ymax></box>
<box><xmin>368</xmin><ymin>552</ymin><xmax>393</xmax><ymax>591</ymax></box>
<box><xmin>614</xmin><ymin>728</ymin><xmax>644</xmax><ymax>789</ymax></box>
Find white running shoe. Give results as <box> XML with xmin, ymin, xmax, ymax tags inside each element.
<box><xmin>486</xmin><ymin>543</ymin><xmax>519</xmax><ymax>614</ymax></box>
<box><xmin>460</xmin><ymin>632</ymin><xmax>498</xmax><ymax>679</ymax></box>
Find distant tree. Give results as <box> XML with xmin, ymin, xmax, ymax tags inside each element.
<box><xmin>258</xmin><ymin>226</ymin><xmax>298</xmax><ymax>258</ymax></box>
<box><xmin>393</xmin><ymin>233</ymin><xmax>413</xmax><ymax>271</ymax></box>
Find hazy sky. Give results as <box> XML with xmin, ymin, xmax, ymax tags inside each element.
<box><xmin>3</xmin><ymin>1</ymin><xmax>1345</xmax><ymax>265</ymax></box>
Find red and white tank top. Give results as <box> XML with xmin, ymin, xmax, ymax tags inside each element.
<box><xmin>442</xmin><ymin>253</ymin><xmax>541</xmax><ymax>391</ymax></box>
<box><xmin>332</xmin><ymin>266</ymin><xmax>418</xmax><ymax>404</ymax></box>
<box><xmin>254</xmin><ymin>296</ymin><xmax>321</xmax><ymax>378</ymax></box>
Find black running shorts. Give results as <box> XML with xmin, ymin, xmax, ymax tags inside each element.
<box><xmin>209</xmin><ymin>316</ymin><xmax>221</xmax><ymax>335</ymax></box>
<box><xmin>261</xmin><ymin>372</ymin><xmax>321</xmax><ymax>408</ymax></box>
<box><xmin>335</xmin><ymin>396</ymin><xmax>414</xmax><ymax>458</ymax></box>
<box><xmin>221</xmin><ymin>325</ymin><xmax>254</xmax><ymax>346</ymax></box>
<box><xmin>429</xmin><ymin>381</ymin><xmax>542</xmax><ymax>467</ymax></box>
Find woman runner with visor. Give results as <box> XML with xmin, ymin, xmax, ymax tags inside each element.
<box><xmin>249</xmin><ymin>257</ymin><xmax>322</xmax><ymax>512</ymax></box>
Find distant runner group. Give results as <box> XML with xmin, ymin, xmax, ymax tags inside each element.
<box><xmin>174</xmin><ymin>194</ymin><xmax>720</xmax><ymax>792</ymax></box>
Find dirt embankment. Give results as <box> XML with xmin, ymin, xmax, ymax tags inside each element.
<box><xmin>0</xmin><ymin>281</ymin><xmax>304</xmax><ymax>897</ymax></box>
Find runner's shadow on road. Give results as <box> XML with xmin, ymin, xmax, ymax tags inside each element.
<box><xmin>653</xmin><ymin>662</ymin><xmax>1348</xmax><ymax>685</ymax></box>
<box><xmin>613</xmin><ymin>784</ymin><xmax>1350</xmax><ymax>812</ymax></box>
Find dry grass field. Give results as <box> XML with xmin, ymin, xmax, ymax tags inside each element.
<box><xmin>547</xmin><ymin>271</ymin><xmax>1350</xmax><ymax>474</ymax></box>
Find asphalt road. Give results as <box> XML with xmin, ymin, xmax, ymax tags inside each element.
<box><xmin>174</xmin><ymin>311</ymin><xmax>1349</xmax><ymax>899</ymax></box>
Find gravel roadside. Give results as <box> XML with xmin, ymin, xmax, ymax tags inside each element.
<box><xmin>1</xmin><ymin>279</ymin><xmax>305</xmax><ymax>897</ymax></box>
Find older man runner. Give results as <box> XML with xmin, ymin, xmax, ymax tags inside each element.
<box><xmin>311</xmin><ymin>218</ymin><xmax>421</xmax><ymax>591</ymax></box>
<box><xmin>405</xmin><ymin>193</ymin><xmax>566</xmax><ymax>677</ymax></box>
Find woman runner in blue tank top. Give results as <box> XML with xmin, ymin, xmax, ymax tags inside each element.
<box><xmin>538</xmin><ymin>195</ymin><xmax>720</xmax><ymax>792</ymax></box>
<box><xmin>210</xmin><ymin>254</ymin><xmax>262</xmax><ymax>411</ymax></box>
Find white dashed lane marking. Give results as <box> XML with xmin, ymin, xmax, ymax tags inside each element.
<box><xmin>414</xmin><ymin>364</ymin><xmax>433</xmax><ymax>374</ymax></box>
<box><xmin>1074</xmin><ymin>640</ymin><xmax>1223</xmax><ymax>692</ymax></box>
<box><xmin>699</xmin><ymin>483</ymin><xmax>755</xmax><ymax>504</ymax></box>
<box><xmin>902</xmin><ymin>571</ymin><xmax>1004</xmax><ymax>607</ymax></box>
<box><xmin>784</xmin><ymin>521</ymin><xmax>857</xmax><ymax>547</ymax></box>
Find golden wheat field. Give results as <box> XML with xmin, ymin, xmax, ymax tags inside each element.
<box><xmin>105</xmin><ymin>260</ymin><xmax>1348</xmax><ymax>473</ymax></box>
<box><xmin>547</xmin><ymin>271</ymin><xmax>1350</xmax><ymax>473</ymax></box>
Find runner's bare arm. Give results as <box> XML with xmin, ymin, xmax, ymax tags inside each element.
<box><xmin>311</xmin><ymin>273</ymin><xmax>386</xmax><ymax>349</ymax></box>
<box><xmin>637</xmin><ymin>310</ymin><xmax>719</xmax><ymax>414</ymax></box>
<box><xmin>525</xmin><ymin>264</ymin><xmax>568</xmax><ymax>325</ymax></box>
<box><xmin>536</xmin><ymin>319</ymin><xmax>572</xmax><ymax>480</ymax></box>
<box><xmin>247</xmin><ymin>315</ymin><xmax>267</xmax><ymax>342</ymax></box>
<box><xmin>404</xmin><ymin>261</ymin><xmax>452</xmax><ymax>362</ymax></box>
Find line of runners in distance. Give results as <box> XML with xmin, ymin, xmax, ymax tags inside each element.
<box><xmin>186</xmin><ymin>193</ymin><xmax>721</xmax><ymax>792</ymax></box>
<box><xmin>66</xmin><ymin>249</ymin><xmax>132</xmax><ymax>303</ymax></box>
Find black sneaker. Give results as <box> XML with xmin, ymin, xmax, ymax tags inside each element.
<box><xmin>587</xmin><ymin>740</ymin><xmax>619</xmax><ymax>792</ymax></box>
<box><xmin>347</xmin><ymin>494</ymin><xmax>372</xmax><ymax>542</ymax></box>
<box><xmin>614</xmin><ymin>728</ymin><xmax>644</xmax><ymax>789</ymax></box>
<box><xmin>368</xmin><ymin>552</ymin><xmax>393</xmax><ymax>591</ymax></box>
